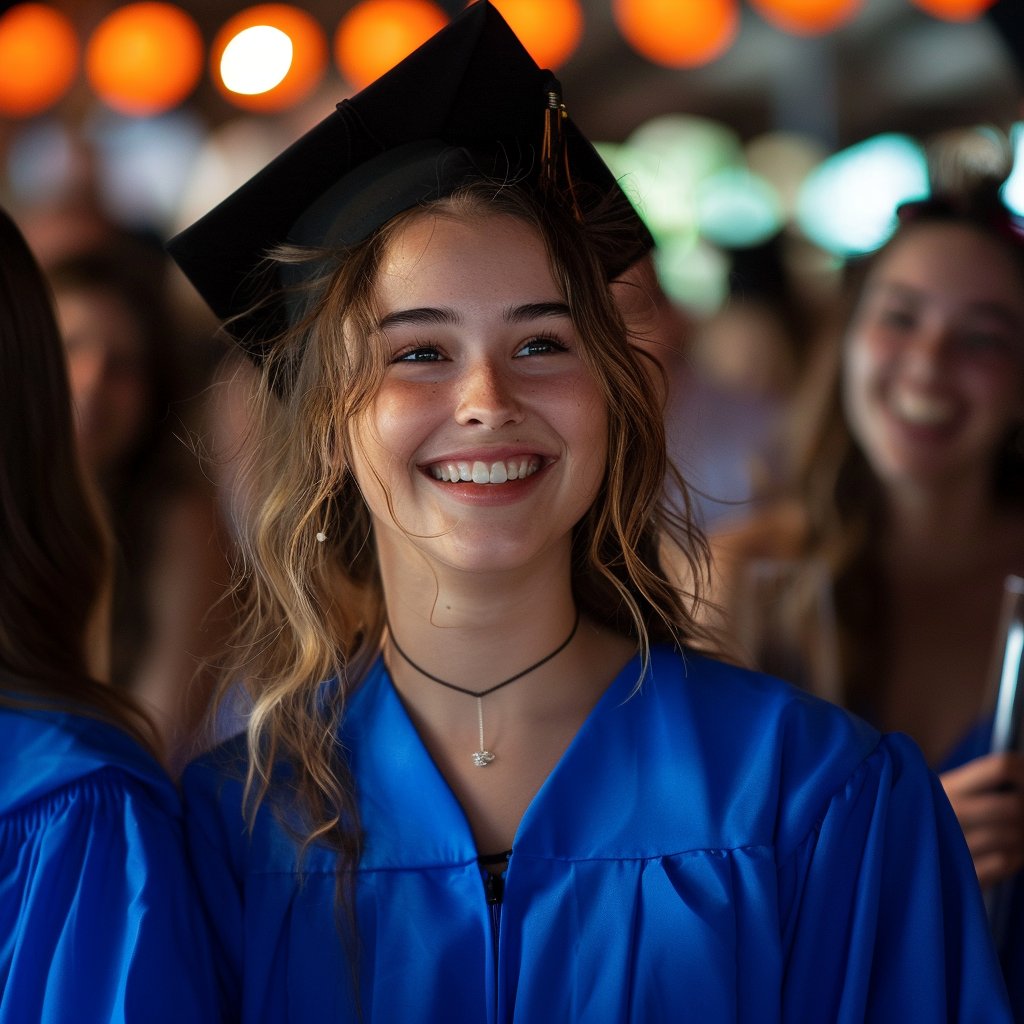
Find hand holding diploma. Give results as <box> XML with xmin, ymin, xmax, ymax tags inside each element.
<box><xmin>942</xmin><ymin>752</ymin><xmax>1024</xmax><ymax>888</ymax></box>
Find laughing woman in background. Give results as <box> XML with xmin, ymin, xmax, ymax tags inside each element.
<box><xmin>0</xmin><ymin>206</ymin><xmax>218</xmax><ymax>1023</ymax></box>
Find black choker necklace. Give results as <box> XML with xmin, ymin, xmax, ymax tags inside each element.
<box><xmin>388</xmin><ymin>611</ymin><xmax>581</xmax><ymax>767</ymax></box>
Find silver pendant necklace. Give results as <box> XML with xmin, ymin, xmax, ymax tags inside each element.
<box><xmin>388</xmin><ymin>610</ymin><xmax>581</xmax><ymax>767</ymax></box>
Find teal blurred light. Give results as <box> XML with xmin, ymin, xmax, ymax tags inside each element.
<box><xmin>695</xmin><ymin>168</ymin><xmax>783</xmax><ymax>248</ymax></box>
<box><xmin>796</xmin><ymin>134</ymin><xmax>930</xmax><ymax>256</ymax></box>
<box><xmin>1002</xmin><ymin>123</ymin><xmax>1024</xmax><ymax>218</ymax></box>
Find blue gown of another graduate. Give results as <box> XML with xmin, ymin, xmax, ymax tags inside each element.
<box><xmin>184</xmin><ymin>645</ymin><xmax>1011</xmax><ymax>1023</ymax></box>
<box><xmin>0</xmin><ymin>703</ymin><xmax>220</xmax><ymax>1024</ymax></box>
<box><xmin>941</xmin><ymin>721</ymin><xmax>1024</xmax><ymax>1020</ymax></box>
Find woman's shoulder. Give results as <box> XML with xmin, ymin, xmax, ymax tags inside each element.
<box><xmin>642</xmin><ymin>645</ymin><xmax>889</xmax><ymax>856</ymax></box>
<box><xmin>0</xmin><ymin>702</ymin><xmax>178</xmax><ymax>824</ymax></box>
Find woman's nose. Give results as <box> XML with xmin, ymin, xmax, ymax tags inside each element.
<box><xmin>454</xmin><ymin>359</ymin><xmax>524</xmax><ymax>429</ymax></box>
<box><xmin>901</xmin><ymin>322</ymin><xmax>952</xmax><ymax>381</ymax></box>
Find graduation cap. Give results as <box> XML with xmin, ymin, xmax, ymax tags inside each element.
<box><xmin>166</xmin><ymin>0</ymin><xmax>652</xmax><ymax>366</ymax></box>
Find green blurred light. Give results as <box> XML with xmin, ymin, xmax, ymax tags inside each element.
<box><xmin>594</xmin><ymin>141</ymin><xmax>696</xmax><ymax>243</ymax></box>
<box><xmin>695</xmin><ymin>168</ymin><xmax>783</xmax><ymax>248</ymax></box>
<box><xmin>627</xmin><ymin>114</ymin><xmax>743</xmax><ymax>188</ymax></box>
<box><xmin>654</xmin><ymin>236</ymin><xmax>730</xmax><ymax>318</ymax></box>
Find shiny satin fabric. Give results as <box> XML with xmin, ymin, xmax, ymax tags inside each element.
<box><xmin>184</xmin><ymin>646</ymin><xmax>1011</xmax><ymax>1022</ymax></box>
<box><xmin>0</xmin><ymin>706</ymin><xmax>219</xmax><ymax>1024</ymax></box>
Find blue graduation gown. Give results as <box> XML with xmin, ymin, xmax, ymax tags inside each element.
<box><xmin>183</xmin><ymin>645</ymin><xmax>1010</xmax><ymax>1022</ymax></box>
<box><xmin>0</xmin><ymin>705</ymin><xmax>220</xmax><ymax>1024</ymax></box>
<box><xmin>940</xmin><ymin>720</ymin><xmax>1024</xmax><ymax>1020</ymax></box>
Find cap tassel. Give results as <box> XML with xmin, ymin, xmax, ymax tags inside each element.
<box><xmin>540</xmin><ymin>77</ymin><xmax>582</xmax><ymax>221</ymax></box>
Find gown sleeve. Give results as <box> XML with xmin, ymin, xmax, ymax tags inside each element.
<box><xmin>0</xmin><ymin>766</ymin><xmax>220</xmax><ymax>1024</ymax></box>
<box><xmin>778</xmin><ymin>731</ymin><xmax>1011</xmax><ymax>1023</ymax></box>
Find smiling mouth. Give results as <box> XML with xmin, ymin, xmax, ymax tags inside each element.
<box><xmin>425</xmin><ymin>456</ymin><xmax>544</xmax><ymax>484</ymax></box>
<box><xmin>889</xmin><ymin>389</ymin><xmax>957</xmax><ymax>428</ymax></box>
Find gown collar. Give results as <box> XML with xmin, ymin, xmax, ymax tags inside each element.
<box><xmin>0</xmin><ymin>703</ymin><xmax>180</xmax><ymax>820</ymax></box>
<box><xmin>342</xmin><ymin>646</ymin><xmax>648</xmax><ymax>872</ymax></box>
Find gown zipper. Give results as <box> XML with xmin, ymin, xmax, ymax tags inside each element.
<box><xmin>484</xmin><ymin>871</ymin><xmax>504</xmax><ymax>975</ymax></box>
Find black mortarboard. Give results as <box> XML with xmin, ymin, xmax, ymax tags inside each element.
<box><xmin>166</xmin><ymin>1</ymin><xmax>652</xmax><ymax>365</ymax></box>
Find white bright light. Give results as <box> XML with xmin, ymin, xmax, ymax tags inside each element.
<box><xmin>220</xmin><ymin>25</ymin><xmax>293</xmax><ymax>96</ymax></box>
<box><xmin>796</xmin><ymin>134</ymin><xmax>930</xmax><ymax>257</ymax></box>
<box><xmin>1002</xmin><ymin>123</ymin><xmax>1024</xmax><ymax>218</ymax></box>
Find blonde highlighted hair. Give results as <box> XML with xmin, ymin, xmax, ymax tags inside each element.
<box><xmin>215</xmin><ymin>181</ymin><xmax>714</xmax><ymax>920</ymax></box>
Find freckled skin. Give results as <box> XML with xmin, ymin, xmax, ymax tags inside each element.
<box><xmin>350</xmin><ymin>212</ymin><xmax>609</xmax><ymax>576</ymax></box>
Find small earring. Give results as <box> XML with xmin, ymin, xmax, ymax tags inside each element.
<box><xmin>316</xmin><ymin>530</ymin><xmax>327</xmax><ymax>543</ymax></box>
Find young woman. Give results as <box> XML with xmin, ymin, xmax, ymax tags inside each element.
<box><xmin>0</xmin><ymin>205</ymin><xmax>218</xmax><ymax>1022</ymax></box>
<box><xmin>708</xmin><ymin>191</ymin><xmax>1024</xmax><ymax>1012</ymax></box>
<box><xmin>173</xmin><ymin>5</ymin><xmax>1011</xmax><ymax>1021</ymax></box>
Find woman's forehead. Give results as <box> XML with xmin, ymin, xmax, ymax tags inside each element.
<box><xmin>871</xmin><ymin>223</ymin><xmax>1024</xmax><ymax>311</ymax></box>
<box><xmin>375</xmin><ymin>212</ymin><xmax>562</xmax><ymax>315</ymax></box>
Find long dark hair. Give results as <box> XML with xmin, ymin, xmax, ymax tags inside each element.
<box><xmin>0</xmin><ymin>206</ymin><xmax>156</xmax><ymax>752</ymax></box>
<box><xmin>783</xmin><ymin>191</ymin><xmax>1024</xmax><ymax>715</ymax></box>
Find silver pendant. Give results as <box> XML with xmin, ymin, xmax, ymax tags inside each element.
<box><xmin>472</xmin><ymin>697</ymin><xmax>495</xmax><ymax>766</ymax></box>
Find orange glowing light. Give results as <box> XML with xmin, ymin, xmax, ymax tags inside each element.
<box><xmin>908</xmin><ymin>0</ymin><xmax>996</xmax><ymax>21</ymax></box>
<box><xmin>212</xmin><ymin>4</ymin><xmax>327</xmax><ymax>113</ymax></box>
<box><xmin>748</xmin><ymin>0</ymin><xmax>863</xmax><ymax>35</ymax></box>
<box><xmin>0</xmin><ymin>4</ymin><xmax>79</xmax><ymax>117</ymax></box>
<box><xmin>613</xmin><ymin>0</ymin><xmax>739</xmax><ymax>69</ymax></box>
<box><xmin>476</xmin><ymin>0</ymin><xmax>583</xmax><ymax>69</ymax></box>
<box><xmin>86</xmin><ymin>3</ymin><xmax>202</xmax><ymax>117</ymax></box>
<box><xmin>335</xmin><ymin>0</ymin><xmax>448</xmax><ymax>91</ymax></box>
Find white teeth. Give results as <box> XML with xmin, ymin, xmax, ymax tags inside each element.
<box><xmin>892</xmin><ymin>391</ymin><xmax>955</xmax><ymax>426</ymax></box>
<box><xmin>427</xmin><ymin>456</ymin><xmax>544</xmax><ymax>484</ymax></box>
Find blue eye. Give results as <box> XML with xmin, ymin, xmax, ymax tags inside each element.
<box><xmin>394</xmin><ymin>347</ymin><xmax>443</xmax><ymax>363</ymax></box>
<box><xmin>515</xmin><ymin>337</ymin><xmax>568</xmax><ymax>357</ymax></box>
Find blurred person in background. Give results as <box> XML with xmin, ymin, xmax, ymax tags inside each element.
<box><xmin>624</xmin><ymin>241</ymin><xmax>805</xmax><ymax>531</ymax></box>
<box><xmin>47</xmin><ymin>243</ymin><xmax>231</xmax><ymax>770</ymax></box>
<box><xmin>706</xmin><ymin>187</ymin><xmax>1024</xmax><ymax>1012</ymax></box>
<box><xmin>0</xmin><ymin>205</ymin><xmax>217</xmax><ymax>1021</ymax></box>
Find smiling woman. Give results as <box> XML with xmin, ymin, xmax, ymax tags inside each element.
<box><xmin>168</xmin><ymin>4</ymin><xmax>1011</xmax><ymax>1022</ymax></box>
<box><xmin>707</xmin><ymin>188</ymin><xmax>1024</xmax><ymax>1015</ymax></box>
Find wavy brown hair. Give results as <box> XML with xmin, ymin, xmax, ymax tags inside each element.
<box><xmin>217</xmin><ymin>182</ymin><xmax>715</xmax><ymax>938</ymax></box>
<box><xmin>0</xmin><ymin>206</ymin><xmax>156</xmax><ymax>753</ymax></box>
<box><xmin>781</xmin><ymin>195</ymin><xmax>1024</xmax><ymax>716</ymax></box>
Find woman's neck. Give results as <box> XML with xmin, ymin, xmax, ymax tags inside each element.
<box><xmin>377</xmin><ymin>538</ymin><xmax>580</xmax><ymax>690</ymax></box>
<box><xmin>882</xmin><ymin>468</ymin><xmax>1007</xmax><ymax>577</ymax></box>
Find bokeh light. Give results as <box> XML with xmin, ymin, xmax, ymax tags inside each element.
<box><xmin>0</xmin><ymin>4</ymin><xmax>79</xmax><ymax>118</ymax></box>
<box><xmin>479</xmin><ymin>0</ymin><xmax>583</xmax><ymax>69</ymax></box>
<box><xmin>908</xmin><ymin>0</ymin><xmax>996</xmax><ymax>22</ymax></box>
<box><xmin>655</xmin><ymin>236</ymin><xmax>730</xmax><ymax>317</ymax></box>
<box><xmin>696</xmin><ymin>169</ymin><xmax>784</xmax><ymax>248</ymax></box>
<box><xmin>748</xmin><ymin>0</ymin><xmax>863</xmax><ymax>36</ymax></box>
<box><xmin>212</xmin><ymin>5</ymin><xmax>327</xmax><ymax>113</ymax></box>
<box><xmin>596</xmin><ymin>142</ymin><xmax>697</xmax><ymax>242</ymax></box>
<box><xmin>745</xmin><ymin>132</ymin><xmax>826</xmax><ymax>218</ymax></box>
<box><xmin>797</xmin><ymin>134</ymin><xmax>930</xmax><ymax>256</ymax></box>
<box><xmin>1001</xmin><ymin>124</ymin><xmax>1024</xmax><ymax>219</ymax></box>
<box><xmin>86</xmin><ymin>3</ymin><xmax>203</xmax><ymax>117</ymax></box>
<box><xmin>613</xmin><ymin>0</ymin><xmax>739</xmax><ymax>70</ymax></box>
<box><xmin>335</xmin><ymin>0</ymin><xmax>448</xmax><ymax>91</ymax></box>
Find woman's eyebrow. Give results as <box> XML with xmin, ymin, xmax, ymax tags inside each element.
<box><xmin>503</xmin><ymin>301</ymin><xmax>571</xmax><ymax>324</ymax></box>
<box><xmin>378</xmin><ymin>306</ymin><xmax>460</xmax><ymax>330</ymax></box>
